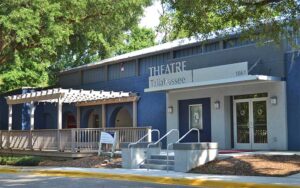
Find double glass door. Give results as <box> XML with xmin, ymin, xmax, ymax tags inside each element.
<box><xmin>233</xmin><ymin>98</ymin><xmax>268</xmax><ymax>150</ymax></box>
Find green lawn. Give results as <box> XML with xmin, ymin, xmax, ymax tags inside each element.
<box><xmin>0</xmin><ymin>155</ymin><xmax>43</xmax><ymax>166</ymax></box>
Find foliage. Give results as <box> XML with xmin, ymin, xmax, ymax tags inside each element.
<box><xmin>114</xmin><ymin>26</ymin><xmax>156</xmax><ymax>55</ymax></box>
<box><xmin>0</xmin><ymin>155</ymin><xmax>43</xmax><ymax>166</ymax></box>
<box><xmin>159</xmin><ymin>0</ymin><xmax>300</xmax><ymax>45</ymax></box>
<box><xmin>0</xmin><ymin>0</ymin><xmax>152</xmax><ymax>92</ymax></box>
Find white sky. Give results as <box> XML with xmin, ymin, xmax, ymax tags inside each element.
<box><xmin>139</xmin><ymin>0</ymin><xmax>163</xmax><ymax>41</ymax></box>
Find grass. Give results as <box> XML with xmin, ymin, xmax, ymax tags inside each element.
<box><xmin>0</xmin><ymin>155</ymin><xmax>43</xmax><ymax>166</ymax></box>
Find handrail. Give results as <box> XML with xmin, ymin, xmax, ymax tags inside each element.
<box><xmin>166</xmin><ymin>128</ymin><xmax>200</xmax><ymax>171</ymax></box>
<box><xmin>128</xmin><ymin>129</ymin><xmax>160</xmax><ymax>149</ymax></box>
<box><xmin>146</xmin><ymin>129</ymin><xmax>179</xmax><ymax>171</ymax></box>
<box><xmin>176</xmin><ymin>128</ymin><xmax>200</xmax><ymax>143</ymax></box>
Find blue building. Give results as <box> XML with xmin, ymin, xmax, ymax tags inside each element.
<box><xmin>1</xmin><ymin>34</ymin><xmax>300</xmax><ymax>151</ymax></box>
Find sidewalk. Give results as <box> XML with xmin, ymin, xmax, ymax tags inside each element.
<box><xmin>0</xmin><ymin>166</ymin><xmax>299</xmax><ymax>188</ymax></box>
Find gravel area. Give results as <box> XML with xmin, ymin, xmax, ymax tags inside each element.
<box><xmin>39</xmin><ymin>156</ymin><xmax>122</xmax><ymax>168</ymax></box>
<box><xmin>190</xmin><ymin>155</ymin><xmax>300</xmax><ymax>177</ymax></box>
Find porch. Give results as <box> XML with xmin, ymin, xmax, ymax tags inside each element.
<box><xmin>0</xmin><ymin>127</ymin><xmax>151</xmax><ymax>158</ymax></box>
<box><xmin>0</xmin><ymin>88</ymin><xmax>149</xmax><ymax>157</ymax></box>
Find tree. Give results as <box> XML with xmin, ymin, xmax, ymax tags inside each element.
<box><xmin>114</xmin><ymin>26</ymin><xmax>156</xmax><ymax>55</ymax></box>
<box><xmin>159</xmin><ymin>0</ymin><xmax>300</xmax><ymax>45</ymax></box>
<box><xmin>0</xmin><ymin>0</ymin><xmax>151</xmax><ymax>92</ymax></box>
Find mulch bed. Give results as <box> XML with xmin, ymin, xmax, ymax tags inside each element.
<box><xmin>39</xmin><ymin>156</ymin><xmax>122</xmax><ymax>168</ymax></box>
<box><xmin>190</xmin><ymin>154</ymin><xmax>300</xmax><ymax>177</ymax></box>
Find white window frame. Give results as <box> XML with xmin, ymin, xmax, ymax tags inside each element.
<box><xmin>188</xmin><ymin>104</ymin><xmax>203</xmax><ymax>130</ymax></box>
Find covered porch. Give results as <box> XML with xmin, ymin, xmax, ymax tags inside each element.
<box><xmin>1</xmin><ymin>88</ymin><xmax>150</xmax><ymax>157</ymax></box>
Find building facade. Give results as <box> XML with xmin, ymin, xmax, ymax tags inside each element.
<box><xmin>1</xmin><ymin>35</ymin><xmax>300</xmax><ymax>151</ymax></box>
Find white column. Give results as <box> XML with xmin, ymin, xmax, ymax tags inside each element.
<box><xmin>8</xmin><ymin>104</ymin><xmax>12</xmax><ymax>131</ymax></box>
<box><xmin>57</xmin><ymin>99</ymin><xmax>62</xmax><ymax>130</ymax></box>
<box><xmin>57</xmin><ymin>99</ymin><xmax>63</xmax><ymax>151</ymax></box>
<box><xmin>29</xmin><ymin>102</ymin><xmax>35</xmax><ymax>130</ymax></box>
<box><xmin>76</xmin><ymin>106</ymin><xmax>80</xmax><ymax>128</ymax></box>
<box><xmin>7</xmin><ymin>104</ymin><xmax>12</xmax><ymax>148</ymax></box>
<box><xmin>133</xmin><ymin>101</ymin><xmax>137</xmax><ymax>127</ymax></box>
<box><xmin>102</xmin><ymin>104</ymin><xmax>106</xmax><ymax>128</ymax></box>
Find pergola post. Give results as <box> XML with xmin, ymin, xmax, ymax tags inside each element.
<box><xmin>57</xmin><ymin>98</ymin><xmax>63</xmax><ymax>151</ymax></box>
<box><xmin>8</xmin><ymin>104</ymin><xmax>12</xmax><ymax>131</ymax></box>
<box><xmin>29</xmin><ymin>102</ymin><xmax>35</xmax><ymax>130</ymax></box>
<box><xmin>76</xmin><ymin>106</ymin><xmax>80</xmax><ymax>128</ymax></box>
<box><xmin>7</xmin><ymin>104</ymin><xmax>12</xmax><ymax>148</ymax></box>
<box><xmin>29</xmin><ymin>102</ymin><xmax>35</xmax><ymax>150</ymax></box>
<box><xmin>133</xmin><ymin>100</ymin><xmax>137</xmax><ymax>128</ymax></box>
<box><xmin>102</xmin><ymin>104</ymin><xmax>106</xmax><ymax>128</ymax></box>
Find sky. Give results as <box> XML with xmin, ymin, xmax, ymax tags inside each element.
<box><xmin>139</xmin><ymin>0</ymin><xmax>163</xmax><ymax>41</ymax></box>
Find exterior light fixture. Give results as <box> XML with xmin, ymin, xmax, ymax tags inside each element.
<box><xmin>168</xmin><ymin>106</ymin><xmax>173</xmax><ymax>113</ymax></box>
<box><xmin>120</xmin><ymin>63</ymin><xmax>125</xmax><ymax>72</ymax></box>
<box><xmin>214</xmin><ymin>101</ymin><xmax>220</xmax><ymax>109</ymax></box>
<box><xmin>270</xmin><ymin>96</ymin><xmax>277</xmax><ymax>105</ymax></box>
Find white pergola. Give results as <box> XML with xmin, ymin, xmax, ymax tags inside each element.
<box><xmin>5</xmin><ymin>88</ymin><xmax>139</xmax><ymax>131</ymax></box>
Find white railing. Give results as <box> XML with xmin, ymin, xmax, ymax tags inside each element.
<box><xmin>0</xmin><ymin>127</ymin><xmax>151</xmax><ymax>153</ymax></box>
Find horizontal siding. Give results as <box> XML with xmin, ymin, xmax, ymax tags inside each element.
<box><xmin>139</xmin><ymin>53</ymin><xmax>171</xmax><ymax>76</ymax></box>
<box><xmin>83</xmin><ymin>67</ymin><xmax>106</xmax><ymax>84</ymax></box>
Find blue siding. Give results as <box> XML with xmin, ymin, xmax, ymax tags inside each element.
<box><xmin>139</xmin><ymin>53</ymin><xmax>171</xmax><ymax>75</ymax></box>
<box><xmin>108</xmin><ymin>60</ymin><xmax>136</xmax><ymax>80</ymax></box>
<box><xmin>286</xmin><ymin>52</ymin><xmax>300</xmax><ymax>150</ymax></box>
<box><xmin>81</xmin><ymin>75</ymin><xmax>166</xmax><ymax>134</ymax></box>
<box><xmin>59</xmin><ymin>72</ymin><xmax>81</xmax><ymax>87</ymax></box>
<box><xmin>83</xmin><ymin>67</ymin><xmax>106</xmax><ymax>84</ymax></box>
<box><xmin>174</xmin><ymin>45</ymin><xmax>202</xmax><ymax>58</ymax></box>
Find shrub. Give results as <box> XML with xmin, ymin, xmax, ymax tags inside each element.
<box><xmin>0</xmin><ymin>156</ymin><xmax>43</xmax><ymax>166</ymax></box>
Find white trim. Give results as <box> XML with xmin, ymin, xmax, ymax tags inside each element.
<box><xmin>5</xmin><ymin>88</ymin><xmax>135</xmax><ymax>105</ymax></box>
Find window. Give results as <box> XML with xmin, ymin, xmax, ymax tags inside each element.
<box><xmin>233</xmin><ymin>93</ymin><xmax>268</xmax><ymax>100</ymax></box>
<box><xmin>189</xmin><ymin>104</ymin><xmax>203</xmax><ymax>129</ymax></box>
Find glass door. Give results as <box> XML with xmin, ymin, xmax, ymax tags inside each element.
<box><xmin>252</xmin><ymin>100</ymin><xmax>268</xmax><ymax>150</ymax></box>
<box><xmin>234</xmin><ymin>100</ymin><xmax>251</xmax><ymax>149</ymax></box>
<box><xmin>234</xmin><ymin>99</ymin><xmax>268</xmax><ymax>150</ymax></box>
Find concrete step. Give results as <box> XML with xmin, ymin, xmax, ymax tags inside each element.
<box><xmin>144</xmin><ymin>159</ymin><xmax>175</xmax><ymax>165</ymax></box>
<box><xmin>139</xmin><ymin>164</ymin><xmax>174</xmax><ymax>171</ymax></box>
<box><xmin>150</xmin><ymin>154</ymin><xmax>174</xmax><ymax>160</ymax></box>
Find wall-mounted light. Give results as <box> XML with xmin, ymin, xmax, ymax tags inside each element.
<box><xmin>168</xmin><ymin>106</ymin><xmax>173</xmax><ymax>113</ymax></box>
<box><xmin>214</xmin><ymin>101</ymin><xmax>220</xmax><ymax>110</ymax></box>
<box><xmin>270</xmin><ymin>96</ymin><xmax>277</xmax><ymax>105</ymax></box>
<box><xmin>120</xmin><ymin>63</ymin><xmax>125</xmax><ymax>72</ymax></box>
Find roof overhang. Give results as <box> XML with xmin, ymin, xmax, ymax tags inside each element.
<box><xmin>144</xmin><ymin>75</ymin><xmax>283</xmax><ymax>93</ymax></box>
<box><xmin>5</xmin><ymin>88</ymin><xmax>138</xmax><ymax>105</ymax></box>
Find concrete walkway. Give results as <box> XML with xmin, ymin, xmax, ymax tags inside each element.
<box><xmin>0</xmin><ymin>166</ymin><xmax>299</xmax><ymax>188</ymax></box>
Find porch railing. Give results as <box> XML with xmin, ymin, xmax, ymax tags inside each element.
<box><xmin>0</xmin><ymin>127</ymin><xmax>151</xmax><ymax>153</ymax></box>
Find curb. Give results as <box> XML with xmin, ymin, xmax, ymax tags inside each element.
<box><xmin>0</xmin><ymin>167</ymin><xmax>299</xmax><ymax>188</ymax></box>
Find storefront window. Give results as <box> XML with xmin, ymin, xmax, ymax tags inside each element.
<box><xmin>189</xmin><ymin>104</ymin><xmax>203</xmax><ymax>129</ymax></box>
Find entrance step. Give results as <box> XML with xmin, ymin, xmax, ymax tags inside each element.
<box><xmin>145</xmin><ymin>159</ymin><xmax>175</xmax><ymax>165</ymax></box>
<box><xmin>149</xmin><ymin>154</ymin><xmax>174</xmax><ymax>160</ymax></box>
<box><xmin>139</xmin><ymin>164</ymin><xmax>174</xmax><ymax>171</ymax></box>
<box><xmin>140</xmin><ymin>151</ymin><xmax>175</xmax><ymax>171</ymax></box>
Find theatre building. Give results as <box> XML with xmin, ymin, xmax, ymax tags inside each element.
<box><xmin>0</xmin><ymin>34</ymin><xmax>300</xmax><ymax>153</ymax></box>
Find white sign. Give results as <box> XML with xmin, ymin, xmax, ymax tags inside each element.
<box><xmin>98</xmin><ymin>131</ymin><xmax>118</xmax><ymax>157</ymax></box>
<box><xmin>193</xmin><ymin>62</ymin><xmax>248</xmax><ymax>82</ymax></box>
<box><xmin>147</xmin><ymin>62</ymin><xmax>248</xmax><ymax>90</ymax></box>
<box><xmin>149</xmin><ymin>71</ymin><xmax>193</xmax><ymax>88</ymax></box>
